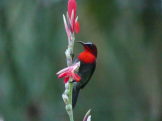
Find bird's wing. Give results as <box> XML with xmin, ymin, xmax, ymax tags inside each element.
<box><xmin>79</xmin><ymin>61</ymin><xmax>96</xmax><ymax>89</ymax></box>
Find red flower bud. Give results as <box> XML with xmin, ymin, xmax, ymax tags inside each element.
<box><xmin>74</xmin><ymin>21</ymin><xmax>80</xmax><ymax>34</ymax></box>
<box><xmin>68</xmin><ymin>0</ymin><xmax>77</xmax><ymax>19</ymax></box>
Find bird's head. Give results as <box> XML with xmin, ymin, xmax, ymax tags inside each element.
<box><xmin>77</xmin><ymin>41</ymin><xmax>97</xmax><ymax>57</ymax></box>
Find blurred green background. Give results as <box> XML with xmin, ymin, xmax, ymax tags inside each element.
<box><xmin>0</xmin><ymin>0</ymin><xmax>162</xmax><ymax>121</ymax></box>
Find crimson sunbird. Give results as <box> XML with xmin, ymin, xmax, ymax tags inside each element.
<box><xmin>72</xmin><ymin>41</ymin><xmax>97</xmax><ymax>108</ymax></box>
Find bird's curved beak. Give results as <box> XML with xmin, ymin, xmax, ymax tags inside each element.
<box><xmin>76</xmin><ymin>41</ymin><xmax>85</xmax><ymax>45</ymax></box>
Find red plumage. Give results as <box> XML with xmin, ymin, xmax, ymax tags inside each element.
<box><xmin>78</xmin><ymin>51</ymin><xmax>96</xmax><ymax>63</ymax></box>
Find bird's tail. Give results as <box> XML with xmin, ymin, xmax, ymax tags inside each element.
<box><xmin>72</xmin><ymin>84</ymin><xmax>80</xmax><ymax>108</ymax></box>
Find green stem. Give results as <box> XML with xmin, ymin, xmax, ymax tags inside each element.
<box><xmin>64</xmin><ymin>80</ymin><xmax>74</xmax><ymax>121</ymax></box>
<box><xmin>68</xmin><ymin>82</ymin><xmax>74</xmax><ymax>121</ymax></box>
<box><xmin>66</xmin><ymin>33</ymin><xmax>75</xmax><ymax>121</ymax></box>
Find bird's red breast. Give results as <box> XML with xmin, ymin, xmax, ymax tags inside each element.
<box><xmin>78</xmin><ymin>51</ymin><xmax>96</xmax><ymax>63</ymax></box>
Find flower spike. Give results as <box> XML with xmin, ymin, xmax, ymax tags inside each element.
<box><xmin>63</xmin><ymin>0</ymin><xmax>80</xmax><ymax>35</ymax></box>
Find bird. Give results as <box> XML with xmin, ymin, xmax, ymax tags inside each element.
<box><xmin>72</xmin><ymin>41</ymin><xmax>97</xmax><ymax>108</ymax></box>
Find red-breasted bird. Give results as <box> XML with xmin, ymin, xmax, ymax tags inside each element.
<box><xmin>72</xmin><ymin>41</ymin><xmax>97</xmax><ymax>108</ymax></box>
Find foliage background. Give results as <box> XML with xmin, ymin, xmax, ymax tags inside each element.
<box><xmin>0</xmin><ymin>0</ymin><xmax>162</xmax><ymax>121</ymax></box>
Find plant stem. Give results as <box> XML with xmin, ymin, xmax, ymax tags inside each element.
<box><xmin>64</xmin><ymin>81</ymin><xmax>74</xmax><ymax>121</ymax></box>
<box><xmin>64</xmin><ymin>33</ymin><xmax>75</xmax><ymax>121</ymax></box>
<box><xmin>69</xmin><ymin>82</ymin><xmax>74</xmax><ymax>121</ymax></box>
